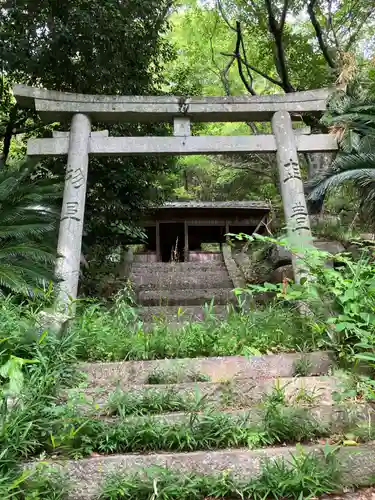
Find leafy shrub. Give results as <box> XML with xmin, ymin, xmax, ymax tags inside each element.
<box><xmin>71</xmin><ymin>301</ymin><xmax>317</xmax><ymax>361</ymax></box>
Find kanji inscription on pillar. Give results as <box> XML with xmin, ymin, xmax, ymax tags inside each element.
<box><xmin>66</xmin><ymin>167</ymin><xmax>85</xmax><ymax>189</ymax></box>
<box><xmin>283</xmin><ymin>158</ymin><xmax>301</xmax><ymax>183</ymax></box>
<box><xmin>61</xmin><ymin>201</ymin><xmax>81</xmax><ymax>222</ymax></box>
<box><xmin>290</xmin><ymin>201</ymin><xmax>310</xmax><ymax>231</ymax></box>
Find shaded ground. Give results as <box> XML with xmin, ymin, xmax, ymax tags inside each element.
<box><xmin>320</xmin><ymin>488</ymin><xmax>375</xmax><ymax>499</ymax></box>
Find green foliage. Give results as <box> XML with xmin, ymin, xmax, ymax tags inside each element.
<box><xmin>99</xmin><ymin>450</ymin><xmax>340</xmax><ymax>499</ymax></box>
<box><xmin>162</xmin><ymin>0</ymin><xmax>375</xmax><ymax>209</ymax></box>
<box><xmin>309</xmin><ymin>82</ymin><xmax>375</xmax><ymax>221</ymax></box>
<box><xmin>0</xmin><ymin>465</ymin><xmax>70</xmax><ymax>500</ymax></box>
<box><xmin>0</xmin><ymin>299</ymin><xmax>82</xmax><ymax>472</ymax></box>
<box><xmin>24</xmin><ymin>401</ymin><xmax>328</xmax><ymax>459</ymax></box>
<box><xmin>146</xmin><ymin>368</ymin><xmax>211</xmax><ymax>385</ymax></box>
<box><xmin>1</xmin><ymin>0</ymin><xmax>173</xmax><ymax>95</ymax></box>
<box><xmin>235</xmin><ymin>233</ymin><xmax>375</xmax><ymax>395</ymax></box>
<box><xmin>106</xmin><ymin>388</ymin><xmax>203</xmax><ymax>417</ymax></box>
<box><xmin>0</xmin><ymin>0</ymin><xmax>177</xmax><ymax>252</ymax></box>
<box><xmin>293</xmin><ymin>357</ymin><xmax>313</xmax><ymax>378</ymax></box>
<box><xmin>0</xmin><ymin>160</ymin><xmax>60</xmax><ymax>296</ymax></box>
<box><xmin>311</xmin><ymin>218</ymin><xmax>360</xmax><ymax>245</ymax></box>
<box><xmin>262</xmin><ymin>386</ymin><xmax>328</xmax><ymax>444</ymax></box>
<box><xmin>71</xmin><ymin>301</ymin><xmax>317</xmax><ymax>361</ymax></box>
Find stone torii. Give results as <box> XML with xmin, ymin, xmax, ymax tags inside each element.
<box><xmin>13</xmin><ymin>85</ymin><xmax>338</xmax><ymax>308</ymax></box>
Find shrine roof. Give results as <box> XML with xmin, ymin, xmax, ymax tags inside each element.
<box><xmin>161</xmin><ymin>201</ymin><xmax>270</xmax><ymax>211</ymax></box>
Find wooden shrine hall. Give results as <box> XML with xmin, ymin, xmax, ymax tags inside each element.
<box><xmin>140</xmin><ymin>201</ymin><xmax>270</xmax><ymax>262</ymax></box>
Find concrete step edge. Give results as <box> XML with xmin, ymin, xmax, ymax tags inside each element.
<box><xmin>134</xmin><ymin>281</ymin><xmax>234</xmax><ymax>291</ymax></box>
<box><xmin>45</xmin><ymin>444</ymin><xmax>375</xmax><ymax>500</ymax></box>
<box><xmin>138</xmin><ymin>288</ymin><xmax>236</xmax><ymax>306</ymax></box>
<box><xmin>77</xmin><ymin>375</ymin><xmax>340</xmax><ymax>407</ymax></box>
<box><xmin>68</xmin><ymin>404</ymin><xmax>375</xmax><ymax>435</ymax></box>
<box><xmin>79</xmin><ymin>351</ymin><xmax>334</xmax><ymax>388</ymax></box>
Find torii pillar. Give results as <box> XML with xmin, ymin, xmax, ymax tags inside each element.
<box><xmin>55</xmin><ymin>114</ymin><xmax>91</xmax><ymax>309</ymax></box>
<box><xmin>272</xmin><ymin>111</ymin><xmax>313</xmax><ymax>282</ymax></box>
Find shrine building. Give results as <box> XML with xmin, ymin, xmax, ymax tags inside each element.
<box><xmin>138</xmin><ymin>201</ymin><xmax>270</xmax><ymax>262</ymax></box>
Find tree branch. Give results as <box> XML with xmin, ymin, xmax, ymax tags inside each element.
<box><xmin>280</xmin><ymin>0</ymin><xmax>289</xmax><ymax>32</ymax></box>
<box><xmin>221</xmin><ymin>52</ymin><xmax>284</xmax><ymax>88</ymax></box>
<box><xmin>264</xmin><ymin>0</ymin><xmax>294</xmax><ymax>92</ymax></box>
<box><xmin>327</xmin><ymin>0</ymin><xmax>340</xmax><ymax>50</ymax></box>
<box><xmin>344</xmin><ymin>7</ymin><xmax>375</xmax><ymax>51</ymax></box>
<box><xmin>216</xmin><ymin>0</ymin><xmax>236</xmax><ymax>31</ymax></box>
<box><xmin>235</xmin><ymin>21</ymin><xmax>256</xmax><ymax>95</ymax></box>
<box><xmin>307</xmin><ymin>0</ymin><xmax>336</xmax><ymax>69</ymax></box>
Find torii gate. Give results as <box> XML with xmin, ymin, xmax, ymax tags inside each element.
<box><xmin>13</xmin><ymin>85</ymin><xmax>338</xmax><ymax>308</ymax></box>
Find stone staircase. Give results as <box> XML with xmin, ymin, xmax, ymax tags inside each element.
<box><xmin>41</xmin><ymin>253</ymin><xmax>375</xmax><ymax>497</ymax></box>
<box><xmin>54</xmin><ymin>350</ymin><xmax>375</xmax><ymax>499</ymax></box>
<box><xmin>130</xmin><ymin>257</ymin><xmax>237</xmax><ymax>324</ymax></box>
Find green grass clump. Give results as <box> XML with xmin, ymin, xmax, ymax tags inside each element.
<box><xmin>106</xmin><ymin>388</ymin><xmax>204</xmax><ymax>417</ymax></box>
<box><xmin>146</xmin><ymin>368</ymin><xmax>211</xmax><ymax>385</ymax></box>
<box><xmin>71</xmin><ymin>302</ymin><xmax>318</xmax><ymax>361</ymax></box>
<box><xmin>99</xmin><ymin>449</ymin><xmax>340</xmax><ymax>499</ymax></box>
<box><xmin>49</xmin><ymin>405</ymin><xmax>328</xmax><ymax>458</ymax></box>
<box><xmin>293</xmin><ymin>357</ymin><xmax>313</xmax><ymax>377</ymax></box>
<box><xmin>0</xmin><ymin>465</ymin><xmax>70</xmax><ymax>499</ymax></box>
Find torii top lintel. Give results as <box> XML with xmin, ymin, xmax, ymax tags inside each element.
<box><xmin>13</xmin><ymin>84</ymin><xmax>333</xmax><ymax>124</ymax></box>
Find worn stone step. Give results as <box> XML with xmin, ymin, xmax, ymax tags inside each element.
<box><xmin>79</xmin><ymin>351</ymin><xmax>333</xmax><ymax>389</ymax></box>
<box><xmin>132</xmin><ymin>261</ymin><xmax>225</xmax><ymax>272</ymax></box>
<box><xmin>138</xmin><ymin>287</ymin><xmax>235</xmax><ymax>306</ymax></box>
<box><xmin>68</xmin><ymin>399</ymin><xmax>375</xmax><ymax>437</ymax></box>
<box><xmin>47</xmin><ymin>444</ymin><xmax>375</xmax><ymax>500</ymax></box>
<box><xmin>139</xmin><ymin>304</ymin><xmax>232</xmax><ymax>322</ymax></box>
<box><xmin>77</xmin><ymin>375</ymin><xmax>340</xmax><ymax>409</ymax></box>
<box><xmin>131</xmin><ymin>272</ymin><xmax>233</xmax><ymax>290</ymax></box>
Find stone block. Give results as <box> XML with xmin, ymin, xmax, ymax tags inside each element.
<box><xmin>270</xmin><ymin>264</ymin><xmax>294</xmax><ymax>283</ymax></box>
<box><xmin>314</xmin><ymin>240</ymin><xmax>345</xmax><ymax>255</ymax></box>
<box><xmin>269</xmin><ymin>245</ymin><xmax>292</xmax><ymax>269</ymax></box>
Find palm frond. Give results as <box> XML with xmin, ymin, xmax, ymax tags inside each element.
<box><xmin>308</xmin><ymin>168</ymin><xmax>375</xmax><ymax>204</ymax></box>
<box><xmin>0</xmin><ymin>222</ymin><xmax>56</xmax><ymax>239</ymax></box>
<box><xmin>0</xmin><ymin>159</ymin><xmax>61</xmax><ymax>295</ymax></box>
<box><xmin>0</xmin><ymin>265</ymin><xmax>29</xmax><ymax>295</ymax></box>
<box><xmin>0</xmin><ymin>242</ymin><xmax>55</xmax><ymax>264</ymax></box>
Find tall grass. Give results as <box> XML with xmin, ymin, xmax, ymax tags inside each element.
<box><xmin>0</xmin><ymin>297</ymin><xmax>82</xmax><ymax>495</ymax></box>
<box><xmin>99</xmin><ymin>451</ymin><xmax>340</xmax><ymax>499</ymax></box>
<box><xmin>71</xmin><ymin>301</ymin><xmax>318</xmax><ymax>361</ymax></box>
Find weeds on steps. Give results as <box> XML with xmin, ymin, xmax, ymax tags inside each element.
<box><xmin>146</xmin><ymin>367</ymin><xmax>211</xmax><ymax>384</ymax></box>
<box><xmin>71</xmin><ymin>301</ymin><xmax>318</xmax><ymax>361</ymax></box>
<box><xmin>106</xmin><ymin>387</ymin><xmax>204</xmax><ymax>416</ymax></box>
<box><xmin>99</xmin><ymin>447</ymin><xmax>341</xmax><ymax>499</ymax></box>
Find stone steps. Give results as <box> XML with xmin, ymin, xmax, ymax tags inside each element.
<box><xmin>131</xmin><ymin>254</ymin><xmax>235</xmax><ymax>322</ymax></box>
<box><xmin>132</xmin><ymin>261</ymin><xmax>225</xmax><ymax>272</ymax></box>
<box><xmin>48</xmin><ymin>444</ymin><xmax>375</xmax><ymax>500</ymax></box>
<box><xmin>86</xmin><ymin>404</ymin><xmax>374</xmax><ymax>432</ymax></box>
<box><xmin>75</xmin><ymin>375</ymin><xmax>340</xmax><ymax>409</ymax></box>
<box><xmin>138</xmin><ymin>287</ymin><xmax>238</xmax><ymax>306</ymax></box>
<box><xmin>131</xmin><ymin>271</ymin><xmax>233</xmax><ymax>290</ymax></box>
<box><xmin>79</xmin><ymin>351</ymin><xmax>333</xmax><ymax>388</ymax></box>
<box><xmin>138</xmin><ymin>304</ymin><xmax>232</xmax><ymax>323</ymax></box>
<box><xmin>52</xmin><ymin>350</ymin><xmax>375</xmax><ymax>499</ymax></box>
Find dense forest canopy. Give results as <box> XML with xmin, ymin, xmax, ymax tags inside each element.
<box><xmin>162</xmin><ymin>0</ymin><xmax>375</xmax><ymax>218</ymax></box>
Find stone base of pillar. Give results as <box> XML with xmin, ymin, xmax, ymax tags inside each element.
<box><xmin>36</xmin><ymin>310</ymin><xmax>73</xmax><ymax>337</ymax></box>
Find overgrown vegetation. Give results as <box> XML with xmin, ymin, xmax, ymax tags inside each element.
<box><xmin>0</xmin><ymin>161</ymin><xmax>60</xmax><ymax>296</ymax></box>
<box><xmin>236</xmin><ymin>233</ymin><xmax>375</xmax><ymax>395</ymax></box>
<box><xmin>106</xmin><ymin>388</ymin><xmax>203</xmax><ymax>417</ymax></box>
<box><xmin>99</xmin><ymin>449</ymin><xmax>341</xmax><ymax>499</ymax></box>
<box><xmin>0</xmin><ymin>299</ymin><xmax>82</xmax><ymax>497</ymax></box>
<box><xmin>71</xmin><ymin>301</ymin><xmax>317</xmax><ymax>361</ymax></box>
